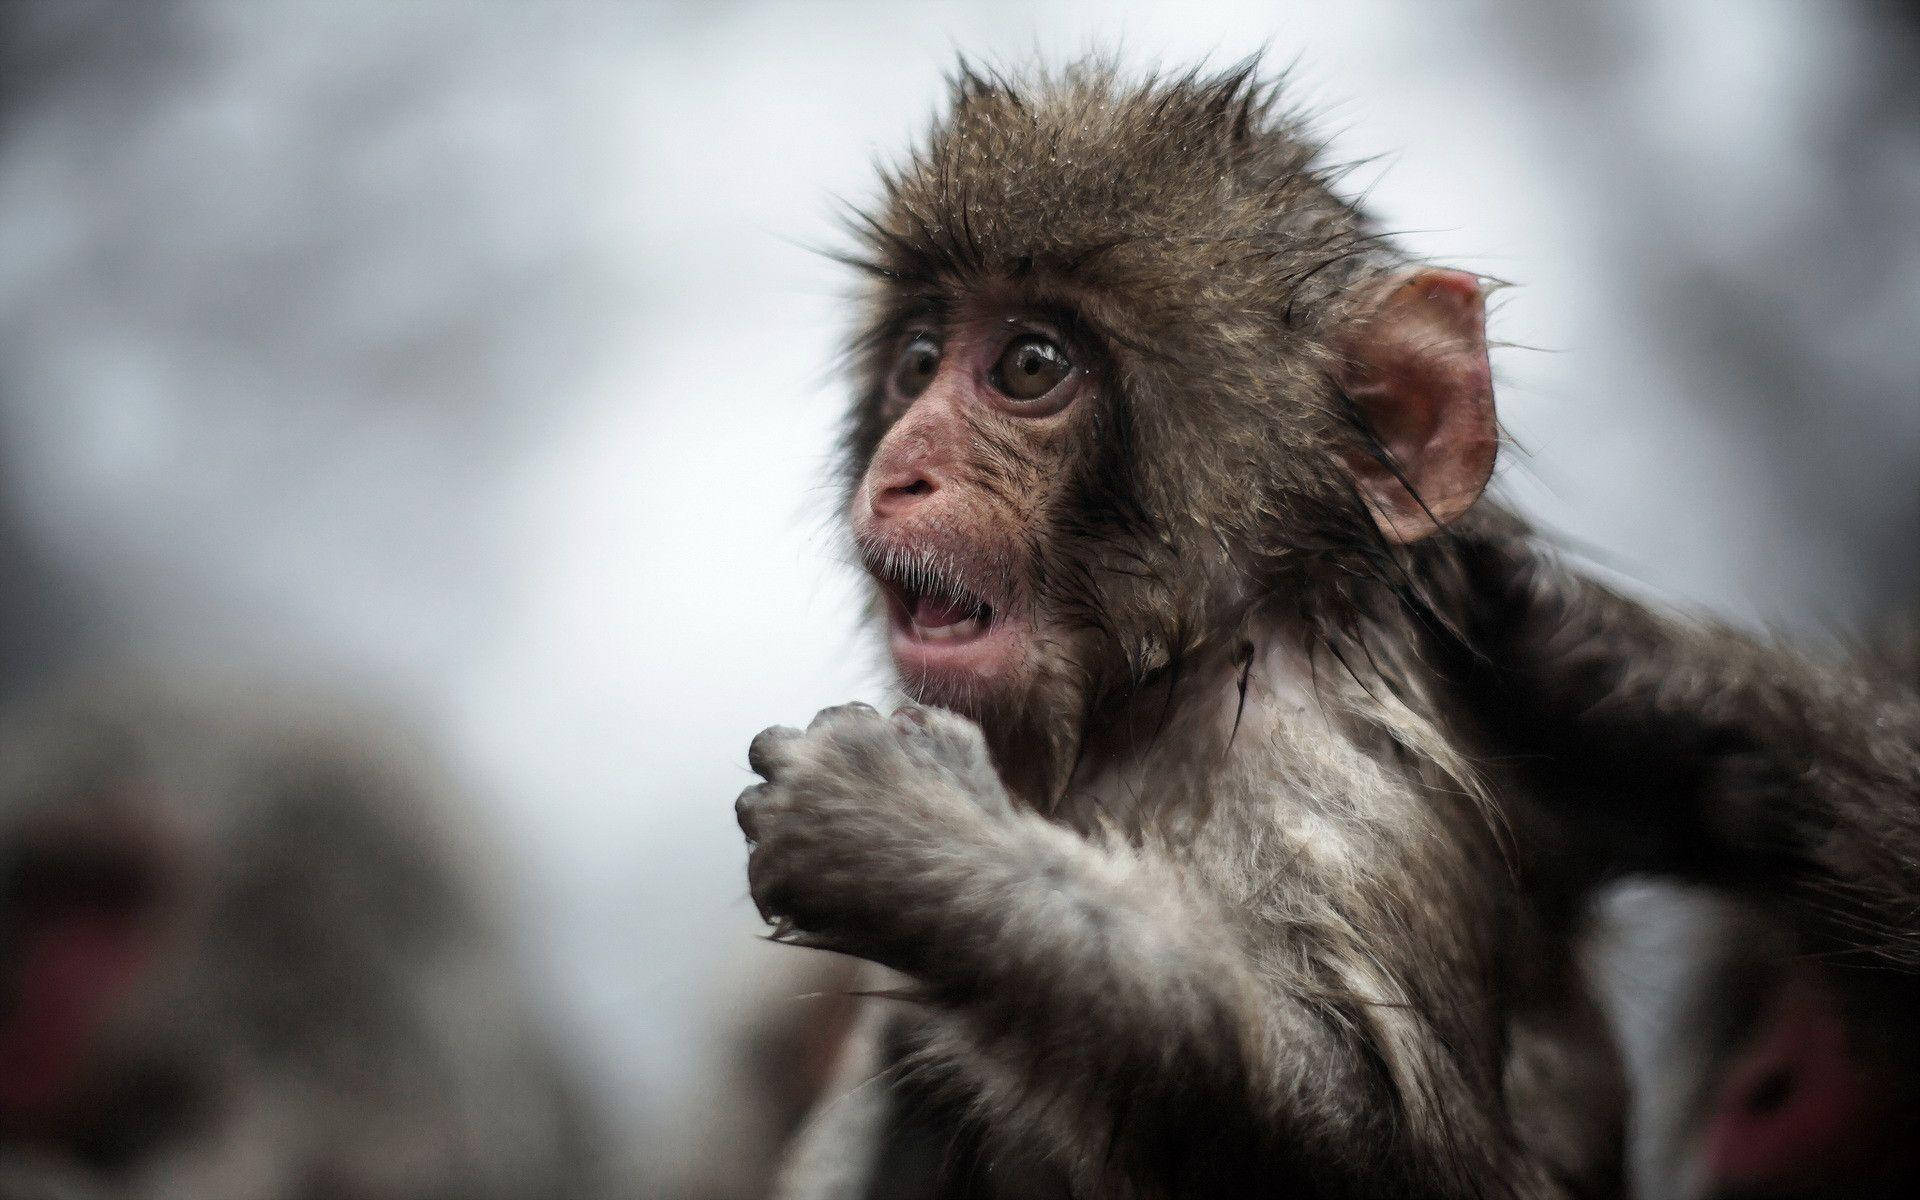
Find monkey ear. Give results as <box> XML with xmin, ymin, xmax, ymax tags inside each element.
<box><xmin>1336</xmin><ymin>268</ymin><xmax>1497</xmax><ymax>543</ymax></box>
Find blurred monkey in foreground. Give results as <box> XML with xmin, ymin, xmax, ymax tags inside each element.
<box><xmin>1439</xmin><ymin>572</ymin><xmax>1920</xmax><ymax>1200</ymax></box>
<box><xmin>1463</xmin><ymin>556</ymin><xmax>1920</xmax><ymax>1200</ymax></box>
<box><xmin>0</xmin><ymin>670</ymin><xmax>610</xmax><ymax>1200</ymax></box>
<box><xmin>733</xmin><ymin>61</ymin><xmax>1920</xmax><ymax>1199</ymax></box>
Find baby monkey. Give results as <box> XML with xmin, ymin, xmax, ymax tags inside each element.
<box><xmin>735</xmin><ymin>61</ymin><xmax>1919</xmax><ymax>1199</ymax></box>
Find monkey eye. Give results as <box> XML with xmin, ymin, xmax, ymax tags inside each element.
<box><xmin>990</xmin><ymin>335</ymin><xmax>1071</xmax><ymax>405</ymax></box>
<box><xmin>889</xmin><ymin>334</ymin><xmax>941</xmax><ymax>401</ymax></box>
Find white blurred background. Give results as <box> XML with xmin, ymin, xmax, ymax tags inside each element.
<box><xmin>1</xmin><ymin>1</ymin><xmax>1914</xmax><ymax>1191</ymax></box>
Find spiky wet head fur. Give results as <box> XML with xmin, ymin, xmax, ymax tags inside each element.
<box><xmin>839</xmin><ymin>60</ymin><xmax>1425</xmax><ymax>797</ymax></box>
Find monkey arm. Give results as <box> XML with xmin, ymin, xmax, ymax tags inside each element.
<box><xmin>738</xmin><ymin>702</ymin><xmax>1518</xmax><ymax>1197</ymax></box>
<box><xmin>1457</xmin><ymin>533</ymin><xmax>1920</xmax><ymax>969</ymax></box>
<box><xmin>1687</xmin><ymin>650</ymin><xmax>1920</xmax><ymax>972</ymax></box>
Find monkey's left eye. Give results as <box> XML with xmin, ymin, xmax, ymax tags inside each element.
<box><xmin>991</xmin><ymin>336</ymin><xmax>1071</xmax><ymax>405</ymax></box>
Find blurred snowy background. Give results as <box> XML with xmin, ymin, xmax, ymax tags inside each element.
<box><xmin>0</xmin><ymin>0</ymin><xmax>1914</xmax><ymax>1191</ymax></box>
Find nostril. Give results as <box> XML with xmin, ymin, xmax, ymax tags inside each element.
<box><xmin>874</xmin><ymin>475</ymin><xmax>936</xmax><ymax>515</ymax></box>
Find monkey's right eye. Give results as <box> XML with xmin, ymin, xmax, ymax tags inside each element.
<box><xmin>889</xmin><ymin>336</ymin><xmax>941</xmax><ymax>401</ymax></box>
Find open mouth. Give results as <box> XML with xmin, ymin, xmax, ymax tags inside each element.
<box><xmin>863</xmin><ymin>547</ymin><xmax>1007</xmax><ymax>657</ymax></box>
<box><xmin>859</xmin><ymin>542</ymin><xmax>1025</xmax><ymax>698</ymax></box>
<box><xmin>891</xmin><ymin>580</ymin><xmax>993</xmax><ymax>644</ymax></box>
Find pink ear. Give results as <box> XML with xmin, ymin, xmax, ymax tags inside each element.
<box><xmin>1337</xmin><ymin>269</ymin><xmax>1497</xmax><ymax>543</ymax></box>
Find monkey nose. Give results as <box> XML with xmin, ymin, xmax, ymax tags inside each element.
<box><xmin>870</xmin><ymin>473</ymin><xmax>937</xmax><ymax>520</ymax></box>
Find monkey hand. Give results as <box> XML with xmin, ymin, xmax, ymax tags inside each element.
<box><xmin>735</xmin><ymin>701</ymin><xmax>1013</xmax><ymax>969</ymax></box>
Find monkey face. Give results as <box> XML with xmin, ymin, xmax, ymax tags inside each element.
<box><xmin>837</xmin><ymin>66</ymin><xmax>1499</xmax><ymax>790</ymax></box>
<box><xmin>0</xmin><ymin>745</ymin><xmax>193</xmax><ymax>1160</ymax></box>
<box><xmin>852</xmin><ymin>310</ymin><xmax>1097</xmax><ymax>717</ymax></box>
